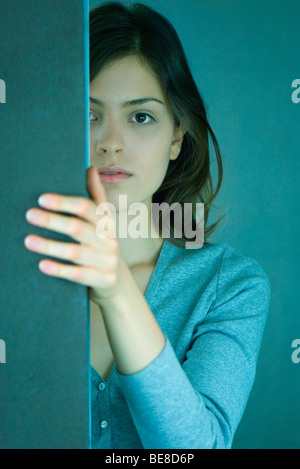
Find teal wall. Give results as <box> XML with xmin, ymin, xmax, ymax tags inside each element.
<box><xmin>90</xmin><ymin>0</ymin><xmax>300</xmax><ymax>449</ymax></box>
<box><xmin>0</xmin><ymin>0</ymin><xmax>90</xmax><ymax>448</ymax></box>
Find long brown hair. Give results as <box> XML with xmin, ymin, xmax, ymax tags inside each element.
<box><xmin>90</xmin><ymin>1</ymin><xmax>225</xmax><ymax>247</ymax></box>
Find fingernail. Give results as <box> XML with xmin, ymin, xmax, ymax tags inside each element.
<box><xmin>38</xmin><ymin>194</ymin><xmax>52</xmax><ymax>207</ymax></box>
<box><xmin>26</xmin><ymin>210</ymin><xmax>40</xmax><ymax>222</ymax></box>
<box><xmin>38</xmin><ymin>260</ymin><xmax>53</xmax><ymax>272</ymax></box>
<box><xmin>24</xmin><ymin>236</ymin><xmax>39</xmax><ymax>248</ymax></box>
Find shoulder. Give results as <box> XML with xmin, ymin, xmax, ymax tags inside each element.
<box><xmin>204</xmin><ymin>242</ymin><xmax>271</xmax><ymax>328</ymax></box>
<box><xmin>167</xmin><ymin>239</ymin><xmax>270</xmax><ymax>284</ymax></box>
<box><xmin>165</xmin><ymin>239</ymin><xmax>271</xmax><ymax>313</ymax></box>
<box><xmin>213</xmin><ymin>242</ymin><xmax>271</xmax><ymax>301</ymax></box>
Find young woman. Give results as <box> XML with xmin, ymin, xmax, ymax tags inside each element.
<box><xmin>24</xmin><ymin>2</ymin><xmax>271</xmax><ymax>449</ymax></box>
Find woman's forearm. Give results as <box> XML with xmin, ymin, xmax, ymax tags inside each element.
<box><xmin>98</xmin><ymin>261</ymin><xmax>166</xmax><ymax>376</ymax></box>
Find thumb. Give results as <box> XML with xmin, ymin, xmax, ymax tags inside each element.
<box><xmin>86</xmin><ymin>166</ymin><xmax>108</xmax><ymax>206</ymax></box>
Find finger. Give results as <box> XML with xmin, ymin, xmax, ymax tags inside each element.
<box><xmin>37</xmin><ymin>192</ymin><xmax>100</xmax><ymax>226</ymax></box>
<box><xmin>86</xmin><ymin>166</ymin><xmax>108</xmax><ymax>206</ymax></box>
<box><xmin>24</xmin><ymin>235</ymin><xmax>118</xmax><ymax>269</ymax></box>
<box><xmin>25</xmin><ymin>208</ymin><xmax>115</xmax><ymax>248</ymax></box>
<box><xmin>38</xmin><ymin>259</ymin><xmax>117</xmax><ymax>288</ymax></box>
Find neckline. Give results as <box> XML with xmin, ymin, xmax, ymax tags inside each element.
<box><xmin>90</xmin><ymin>239</ymin><xmax>172</xmax><ymax>384</ymax></box>
<box><xmin>144</xmin><ymin>239</ymin><xmax>171</xmax><ymax>305</ymax></box>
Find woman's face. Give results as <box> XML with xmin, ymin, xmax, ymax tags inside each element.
<box><xmin>89</xmin><ymin>55</ymin><xmax>184</xmax><ymax>211</ymax></box>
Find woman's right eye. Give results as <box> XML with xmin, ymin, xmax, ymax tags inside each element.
<box><xmin>89</xmin><ymin>111</ymin><xmax>97</xmax><ymax>122</ymax></box>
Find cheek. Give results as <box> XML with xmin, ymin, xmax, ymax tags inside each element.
<box><xmin>137</xmin><ymin>143</ymin><xmax>170</xmax><ymax>176</ymax></box>
<box><xmin>137</xmin><ymin>141</ymin><xmax>172</xmax><ymax>190</ymax></box>
<box><xmin>89</xmin><ymin>129</ymin><xmax>98</xmax><ymax>159</ymax></box>
<box><xmin>135</xmin><ymin>129</ymin><xmax>173</xmax><ymax>161</ymax></box>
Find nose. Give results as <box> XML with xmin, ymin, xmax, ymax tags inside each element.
<box><xmin>95</xmin><ymin>119</ymin><xmax>124</xmax><ymax>156</ymax></box>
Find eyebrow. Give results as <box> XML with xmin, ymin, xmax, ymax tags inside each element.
<box><xmin>89</xmin><ymin>96</ymin><xmax>165</xmax><ymax>108</ymax></box>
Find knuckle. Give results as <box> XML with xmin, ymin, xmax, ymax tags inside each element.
<box><xmin>68</xmin><ymin>243</ymin><xmax>80</xmax><ymax>261</ymax></box>
<box><xmin>68</xmin><ymin>219</ymin><xmax>83</xmax><ymax>237</ymax></box>
<box><xmin>107</xmin><ymin>238</ymin><xmax>118</xmax><ymax>253</ymax></box>
<box><xmin>56</xmin><ymin>263</ymin><xmax>63</xmax><ymax>278</ymax></box>
<box><xmin>110</xmin><ymin>255</ymin><xmax>118</xmax><ymax>268</ymax></box>
<box><xmin>71</xmin><ymin>266</ymin><xmax>82</xmax><ymax>281</ymax></box>
<box><xmin>106</xmin><ymin>272</ymin><xmax>117</xmax><ymax>286</ymax></box>
<box><xmin>76</xmin><ymin>198</ymin><xmax>91</xmax><ymax>216</ymax></box>
<box><xmin>43</xmin><ymin>239</ymin><xmax>52</xmax><ymax>256</ymax></box>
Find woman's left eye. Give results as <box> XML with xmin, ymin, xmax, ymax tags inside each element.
<box><xmin>130</xmin><ymin>113</ymin><xmax>155</xmax><ymax>125</ymax></box>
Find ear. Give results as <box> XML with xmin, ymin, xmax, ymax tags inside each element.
<box><xmin>170</xmin><ymin>123</ymin><xmax>186</xmax><ymax>161</ymax></box>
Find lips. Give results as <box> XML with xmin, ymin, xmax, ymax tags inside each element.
<box><xmin>97</xmin><ymin>166</ymin><xmax>132</xmax><ymax>184</ymax></box>
<box><xmin>98</xmin><ymin>166</ymin><xmax>132</xmax><ymax>175</ymax></box>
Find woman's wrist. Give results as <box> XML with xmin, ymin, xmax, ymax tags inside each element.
<box><xmin>97</xmin><ymin>275</ymin><xmax>166</xmax><ymax>376</ymax></box>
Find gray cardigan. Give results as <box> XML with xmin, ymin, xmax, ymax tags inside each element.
<box><xmin>91</xmin><ymin>240</ymin><xmax>271</xmax><ymax>449</ymax></box>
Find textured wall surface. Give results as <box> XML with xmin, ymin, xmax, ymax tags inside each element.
<box><xmin>0</xmin><ymin>0</ymin><xmax>90</xmax><ymax>449</ymax></box>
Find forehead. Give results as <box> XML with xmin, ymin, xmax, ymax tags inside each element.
<box><xmin>90</xmin><ymin>55</ymin><xmax>164</xmax><ymax>102</ymax></box>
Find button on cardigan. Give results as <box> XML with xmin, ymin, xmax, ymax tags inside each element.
<box><xmin>90</xmin><ymin>240</ymin><xmax>271</xmax><ymax>449</ymax></box>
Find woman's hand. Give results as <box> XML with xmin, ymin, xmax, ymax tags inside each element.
<box><xmin>24</xmin><ymin>166</ymin><xmax>128</xmax><ymax>306</ymax></box>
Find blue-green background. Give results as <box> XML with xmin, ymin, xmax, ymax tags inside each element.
<box><xmin>90</xmin><ymin>0</ymin><xmax>300</xmax><ymax>449</ymax></box>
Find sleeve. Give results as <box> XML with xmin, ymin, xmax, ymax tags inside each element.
<box><xmin>116</xmin><ymin>249</ymin><xmax>271</xmax><ymax>449</ymax></box>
